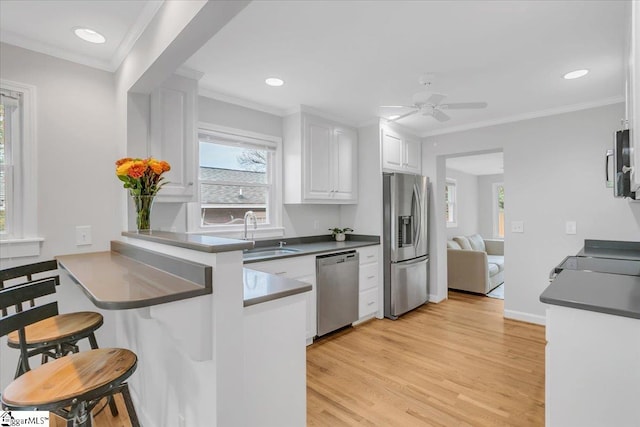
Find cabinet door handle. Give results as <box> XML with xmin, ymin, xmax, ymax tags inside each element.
<box><xmin>367</xmin><ymin>275</ymin><xmax>375</xmax><ymax>279</ymax></box>
<box><xmin>367</xmin><ymin>301</ymin><xmax>375</xmax><ymax>306</ymax></box>
<box><xmin>367</xmin><ymin>255</ymin><xmax>375</xmax><ymax>258</ymax></box>
<box><xmin>275</xmin><ymin>271</ymin><xmax>287</xmax><ymax>275</ymax></box>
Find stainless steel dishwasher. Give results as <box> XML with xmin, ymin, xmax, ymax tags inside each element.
<box><xmin>316</xmin><ymin>250</ymin><xmax>359</xmax><ymax>337</ymax></box>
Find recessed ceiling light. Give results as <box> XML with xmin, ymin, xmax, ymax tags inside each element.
<box><xmin>388</xmin><ymin>115</ymin><xmax>400</xmax><ymax>120</ymax></box>
<box><xmin>563</xmin><ymin>69</ymin><xmax>589</xmax><ymax>80</ymax></box>
<box><xmin>265</xmin><ymin>77</ymin><xmax>284</xmax><ymax>87</ymax></box>
<box><xmin>73</xmin><ymin>27</ymin><xmax>106</xmax><ymax>44</ymax></box>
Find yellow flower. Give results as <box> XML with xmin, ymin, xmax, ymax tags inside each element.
<box><xmin>116</xmin><ymin>161</ymin><xmax>134</xmax><ymax>176</ymax></box>
<box><xmin>148</xmin><ymin>159</ymin><xmax>164</xmax><ymax>175</ymax></box>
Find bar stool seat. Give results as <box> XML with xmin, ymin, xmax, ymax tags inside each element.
<box><xmin>7</xmin><ymin>311</ymin><xmax>103</xmax><ymax>349</ymax></box>
<box><xmin>2</xmin><ymin>348</ymin><xmax>137</xmax><ymax>410</ymax></box>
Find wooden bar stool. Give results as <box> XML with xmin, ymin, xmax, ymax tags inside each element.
<box><xmin>0</xmin><ymin>279</ymin><xmax>140</xmax><ymax>427</ymax></box>
<box><xmin>0</xmin><ymin>260</ymin><xmax>104</xmax><ymax>377</ymax></box>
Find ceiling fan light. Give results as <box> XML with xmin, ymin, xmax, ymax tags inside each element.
<box><xmin>388</xmin><ymin>115</ymin><xmax>400</xmax><ymax>120</ymax></box>
<box><xmin>563</xmin><ymin>69</ymin><xmax>589</xmax><ymax>80</ymax></box>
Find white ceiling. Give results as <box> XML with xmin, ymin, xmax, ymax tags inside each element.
<box><xmin>447</xmin><ymin>152</ymin><xmax>504</xmax><ymax>176</ymax></box>
<box><xmin>185</xmin><ymin>0</ymin><xmax>629</xmax><ymax>135</ymax></box>
<box><xmin>0</xmin><ymin>1</ymin><xmax>629</xmax><ymax>136</ymax></box>
<box><xmin>0</xmin><ymin>0</ymin><xmax>163</xmax><ymax>71</ymax></box>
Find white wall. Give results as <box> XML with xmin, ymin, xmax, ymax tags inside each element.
<box><xmin>0</xmin><ymin>43</ymin><xmax>119</xmax><ymax>389</ymax></box>
<box><xmin>478</xmin><ymin>173</ymin><xmax>504</xmax><ymax>239</ymax></box>
<box><xmin>423</xmin><ymin>103</ymin><xmax>640</xmax><ymax>323</ymax></box>
<box><xmin>444</xmin><ymin>168</ymin><xmax>479</xmax><ymax>239</ymax></box>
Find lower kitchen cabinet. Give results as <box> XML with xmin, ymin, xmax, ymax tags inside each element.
<box><xmin>356</xmin><ymin>245</ymin><xmax>381</xmax><ymax>321</ymax></box>
<box><xmin>545</xmin><ymin>305</ymin><xmax>640</xmax><ymax>426</ymax></box>
<box><xmin>247</xmin><ymin>256</ymin><xmax>317</xmax><ymax>344</ymax></box>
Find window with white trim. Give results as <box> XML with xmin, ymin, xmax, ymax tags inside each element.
<box><xmin>445</xmin><ymin>178</ymin><xmax>457</xmax><ymax>227</ymax></box>
<box><xmin>0</xmin><ymin>80</ymin><xmax>40</xmax><ymax>258</ymax></box>
<box><xmin>192</xmin><ymin>126</ymin><xmax>282</xmax><ymax>234</ymax></box>
<box><xmin>493</xmin><ymin>182</ymin><xmax>505</xmax><ymax>238</ymax></box>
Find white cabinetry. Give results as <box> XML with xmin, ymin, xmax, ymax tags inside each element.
<box><xmin>357</xmin><ymin>245</ymin><xmax>380</xmax><ymax>320</ymax></box>
<box><xmin>247</xmin><ymin>256</ymin><xmax>317</xmax><ymax>344</ymax></box>
<box><xmin>546</xmin><ymin>306</ymin><xmax>640</xmax><ymax>426</ymax></box>
<box><xmin>149</xmin><ymin>74</ymin><xmax>197</xmax><ymax>202</ymax></box>
<box><xmin>381</xmin><ymin>127</ymin><xmax>422</xmax><ymax>175</ymax></box>
<box><xmin>283</xmin><ymin>110</ymin><xmax>358</xmax><ymax>203</ymax></box>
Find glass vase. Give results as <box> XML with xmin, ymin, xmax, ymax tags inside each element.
<box><xmin>131</xmin><ymin>194</ymin><xmax>155</xmax><ymax>232</ymax></box>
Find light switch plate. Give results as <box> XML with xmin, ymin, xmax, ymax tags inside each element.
<box><xmin>75</xmin><ymin>225</ymin><xmax>92</xmax><ymax>246</ymax></box>
<box><xmin>511</xmin><ymin>221</ymin><xmax>524</xmax><ymax>233</ymax></box>
<box><xmin>565</xmin><ymin>221</ymin><xmax>577</xmax><ymax>235</ymax></box>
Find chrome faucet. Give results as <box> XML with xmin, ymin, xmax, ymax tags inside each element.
<box><xmin>244</xmin><ymin>211</ymin><xmax>257</xmax><ymax>240</ymax></box>
<box><xmin>278</xmin><ymin>241</ymin><xmax>287</xmax><ymax>248</ymax></box>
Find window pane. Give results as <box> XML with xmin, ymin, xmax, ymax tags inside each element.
<box><xmin>200</xmin><ymin>142</ymin><xmax>267</xmax><ymax>181</ymax></box>
<box><xmin>200</xmin><ymin>183</ymin><xmax>268</xmax><ymax>225</ymax></box>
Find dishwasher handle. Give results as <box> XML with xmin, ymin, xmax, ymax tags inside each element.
<box><xmin>316</xmin><ymin>250</ymin><xmax>359</xmax><ymax>266</ymax></box>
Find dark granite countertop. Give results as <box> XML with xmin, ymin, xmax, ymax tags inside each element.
<box><xmin>540</xmin><ymin>269</ymin><xmax>640</xmax><ymax>319</ymax></box>
<box><xmin>541</xmin><ymin>239</ymin><xmax>640</xmax><ymax>320</ymax></box>
<box><xmin>243</xmin><ymin>269</ymin><xmax>312</xmax><ymax>307</ymax></box>
<box><xmin>243</xmin><ymin>234</ymin><xmax>380</xmax><ymax>263</ymax></box>
<box><xmin>122</xmin><ymin>230</ymin><xmax>254</xmax><ymax>253</ymax></box>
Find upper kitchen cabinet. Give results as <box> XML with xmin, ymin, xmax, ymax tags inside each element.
<box><xmin>283</xmin><ymin>109</ymin><xmax>358</xmax><ymax>204</ymax></box>
<box><xmin>149</xmin><ymin>74</ymin><xmax>198</xmax><ymax>202</ymax></box>
<box><xmin>381</xmin><ymin>126</ymin><xmax>422</xmax><ymax>175</ymax></box>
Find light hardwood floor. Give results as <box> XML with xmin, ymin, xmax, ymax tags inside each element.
<box><xmin>50</xmin><ymin>395</ymin><xmax>132</xmax><ymax>427</ymax></box>
<box><xmin>307</xmin><ymin>291</ymin><xmax>546</xmax><ymax>426</ymax></box>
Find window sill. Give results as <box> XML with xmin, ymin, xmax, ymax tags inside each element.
<box><xmin>0</xmin><ymin>237</ymin><xmax>44</xmax><ymax>259</ymax></box>
<box><xmin>187</xmin><ymin>227</ymin><xmax>285</xmax><ymax>240</ymax></box>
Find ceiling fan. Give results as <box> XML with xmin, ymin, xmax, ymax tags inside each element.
<box><xmin>382</xmin><ymin>75</ymin><xmax>488</xmax><ymax>122</ymax></box>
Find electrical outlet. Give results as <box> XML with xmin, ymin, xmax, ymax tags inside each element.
<box><xmin>511</xmin><ymin>221</ymin><xmax>524</xmax><ymax>233</ymax></box>
<box><xmin>75</xmin><ymin>226</ymin><xmax>92</xmax><ymax>246</ymax></box>
<box><xmin>565</xmin><ymin>221</ymin><xmax>577</xmax><ymax>235</ymax></box>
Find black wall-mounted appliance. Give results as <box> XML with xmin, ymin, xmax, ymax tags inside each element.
<box><xmin>606</xmin><ymin>129</ymin><xmax>636</xmax><ymax>199</ymax></box>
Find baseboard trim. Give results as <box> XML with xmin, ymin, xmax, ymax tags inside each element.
<box><xmin>429</xmin><ymin>293</ymin><xmax>447</xmax><ymax>303</ymax></box>
<box><xmin>504</xmin><ymin>309</ymin><xmax>546</xmax><ymax>326</ymax></box>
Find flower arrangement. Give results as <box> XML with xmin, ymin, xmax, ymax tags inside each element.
<box><xmin>115</xmin><ymin>157</ymin><xmax>171</xmax><ymax>231</ymax></box>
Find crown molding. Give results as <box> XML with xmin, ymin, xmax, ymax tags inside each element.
<box><xmin>421</xmin><ymin>96</ymin><xmax>625</xmax><ymax>138</ymax></box>
<box><xmin>175</xmin><ymin>66</ymin><xmax>205</xmax><ymax>81</ymax></box>
<box><xmin>110</xmin><ymin>0</ymin><xmax>164</xmax><ymax>71</ymax></box>
<box><xmin>285</xmin><ymin>105</ymin><xmax>359</xmax><ymax>128</ymax></box>
<box><xmin>1</xmin><ymin>31</ymin><xmax>113</xmax><ymax>71</ymax></box>
<box><xmin>198</xmin><ymin>86</ymin><xmax>286</xmax><ymax>116</ymax></box>
<box><xmin>1</xmin><ymin>1</ymin><xmax>163</xmax><ymax>73</ymax></box>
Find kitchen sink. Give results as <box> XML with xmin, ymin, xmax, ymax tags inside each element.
<box><xmin>243</xmin><ymin>247</ymin><xmax>302</xmax><ymax>259</ymax></box>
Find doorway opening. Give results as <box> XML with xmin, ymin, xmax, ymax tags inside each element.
<box><xmin>444</xmin><ymin>150</ymin><xmax>505</xmax><ymax>300</ymax></box>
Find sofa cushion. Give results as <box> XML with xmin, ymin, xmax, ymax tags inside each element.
<box><xmin>488</xmin><ymin>263</ymin><xmax>500</xmax><ymax>276</ymax></box>
<box><xmin>453</xmin><ymin>236</ymin><xmax>472</xmax><ymax>250</ymax></box>
<box><xmin>447</xmin><ymin>240</ymin><xmax>462</xmax><ymax>249</ymax></box>
<box><xmin>467</xmin><ymin>234</ymin><xmax>486</xmax><ymax>252</ymax></box>
<box><xmin>487</xmin><ymin>255</ymin><xmax>505</xmax><ymax>272</ymax></box>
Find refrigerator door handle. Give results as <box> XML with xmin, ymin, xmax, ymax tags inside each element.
<box><xmin>412</xmin><ymin>183</ymin><xmax>422</xmax><ymax>250</ymax></box>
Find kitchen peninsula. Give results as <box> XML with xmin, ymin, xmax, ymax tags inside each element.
<box><xmin>540</xmin><ymin>240</ymin><xmax>640</xmax><ymax>427</ymax></box>
<box><xmin>57</xmin><ymin>232</ymin><xmax>311</xmax><ymax>427</ymax></box>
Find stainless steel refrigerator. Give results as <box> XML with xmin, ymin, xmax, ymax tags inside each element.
<box><xmin>383</xmin><ymin>172</ymin><xmax>429</xmax><ymax>319</ymax></box>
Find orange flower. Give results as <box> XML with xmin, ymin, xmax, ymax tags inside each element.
<box><xmin>148</xmin><ymin>159</ymin><xmax>164</xmax><ymax>175</ymax></box>
<box><xmin>127</xmin><ymin>161</ymin><xmax>147</xmax><ymax>179</ymax></box>
<box><xmin>115</xmin><ymin>157</ymin><xmax>133</xmax><ymax>167</ymax></box>
<box><xmin>160</xmin><ymin>161</ymin><xmax>171</xmax><ymax>172</ymax></box>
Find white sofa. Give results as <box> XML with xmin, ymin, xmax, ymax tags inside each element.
<box><xmin>447</xmin><ymin>234</ymin><xmax>504</xmax><ymax>294</ymax></box>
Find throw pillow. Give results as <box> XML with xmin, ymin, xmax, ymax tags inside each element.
<box><xmin>453</xmin><ymin>236</ymin><xmax>472</xmax><ymax>250</ymax></box>
<box><xmin>467</xmin><ymin>234</ymin><xmax>486</xmax><ymax>252</ymax></box>
<box><xmin>447</xmin><ymin>240</ymin><xmax>462</xmax><ymax>250</ymax></box>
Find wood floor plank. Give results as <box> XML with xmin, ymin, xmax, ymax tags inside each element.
<box><xmin>307</xmin><ymin>291</ymin><xmax>545</xmax><ymax>426</ymax></box>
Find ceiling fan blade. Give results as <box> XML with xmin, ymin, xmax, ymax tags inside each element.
<box><xmin>388</xmin><ymin>109</ymin><xmax>419</xmax><ymax>122</ymax></box>
<box><xmin>380</xmin><ymin>105</ymin><xmax>415</xmax><ymax>109</ymax></box>
<box><xmin>426</xmin><ymin>93</ymin><xmax>446</xmax><ymax>105</ymax></box>
<box><xmin>431</xmin><ymin>109</ymin><xmax>451</xmax><ymax>122</ymax></box>
<box><xmin>439</xmin><ymin>102</ymin><xmax>488</xmax><ymax>110</ymax></box>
